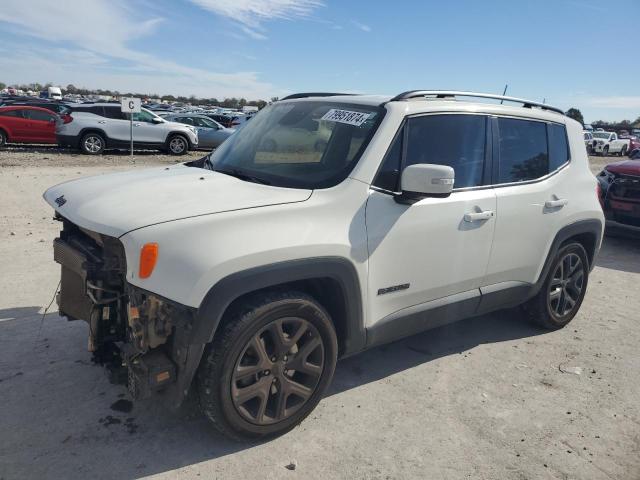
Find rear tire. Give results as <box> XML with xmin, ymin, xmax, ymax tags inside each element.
<box><xmin>198</xmin><ymin>290</ymin><xmax>337</xmax><ymax>440</ymax></box>
<box><xmin>0</xmin><ymin>129</ymin><xmax>7</xmax><ymax>147</ymax></box>
<box><xmin>167</xmin><ymin>134</ymin><xmax>188</xmax><ymax>155</ymax></box>
<box><xmin>522</xmin><ymin>242</ymin><xmax>589</xmax><ymax>330</ymax></box>
<box><xmin>602</xmin><ymin>145</ymin><xmax>609</xmax><ymax>157</ymax></box>
<box><xmin>80</xmin><ymin>132</ymin><xmax>105</xmax><ymax>155</ymax></box>
<box><xmin>621</xmin><ymin>145</ymin><xmax>627</xmax><ymax>157</ymax></box>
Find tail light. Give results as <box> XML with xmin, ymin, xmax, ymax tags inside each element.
<box><xmin>61</xmin><ymin>114</ymin><xmax>73</xmax><ymax>124</ymax></box>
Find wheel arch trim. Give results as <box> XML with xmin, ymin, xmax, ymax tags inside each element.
<box><xmin>190</xmin><ymin>257</ymin><xmax>366</xmax><ymax>355</ymax></box>
<box><xmin>534</xmin><ymin>219</ymin><xmax>603</xmax><ymax>295</ymax></box>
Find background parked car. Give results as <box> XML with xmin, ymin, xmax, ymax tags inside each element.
<box><xmin>592</xmin><ymin>131</ymin><xmax>633</xmax><ymax>156</ymax></box>
<box><xmin>584</xmin><ymin>131</ymin><xmax>595</xmax><ymax>153</ymax></box>
<box><xmin>162</xmin><ymin>114</ymin><xmax>234</xmax><ymax>149</ymax></box>
<box><xmin>0</xmin><ymin>105</ymin><xmax>58</xmax><ymax>146</ymax></box>
<box><xmin>619</xmin><ymin>135</ymin><xmax>640</xmax><ymax>155</ymax></box>
<box><xmin>597</xmin><ymin>158</ymin><xmax>640</xmax><ymax>233</ymax></box>
<box><xmin>0</xmin><ymin>99</ymin><xmax>70</xmax><ymax>115</ymax></box>
<box><xmin>57</xmin><ymin>103</ymin><xmax>198</xmax><ymax>155</ymax></box>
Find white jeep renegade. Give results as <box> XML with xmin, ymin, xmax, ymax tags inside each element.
<box><xmin>44</xmin><ymin>91</ymin><xmax>604</xmax><ymax>440</ymax></box>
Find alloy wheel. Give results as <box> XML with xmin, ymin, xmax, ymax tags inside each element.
<box><xmin>169</xmin><ymin>137</ymin><xmax>186</xmax><ymax>154</ymax></box>
<box><xmin>84</xmin><ymin>136</ymin><xmax>102</xmax><ymax>153</ymax></box>
<box><xmin>231</xmin><ymin>317</ymin><xmax>324</xmax><ymax>425</ymax></box>
<box><xmin>548</xmin><ymin>252</ymin><xmax>584</xmax><ymax>318</ymax></box>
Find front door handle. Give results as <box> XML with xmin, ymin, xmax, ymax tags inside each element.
<box><xmin>133</xmin><ymin>123</ymin><xmax>142</xmax><ymax>127</ymax></box>
<box><xmin>97</xmin><ymin>120</ymin><xmax>106</xmax><ymax>124</ymax></box>
<box><xmin>545</xmin><ymin>198</ymin><xmax>568</xmax><ymax>208</ymax></box>
<box><xmin>464</xmin><ymin>210</ymin><xmax>495</xmax><ymax>222</ymax></box>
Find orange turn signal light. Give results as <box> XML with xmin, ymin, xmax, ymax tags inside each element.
<box><xmin>139</xmin><ymin>243</ymin><xmax>158</xmax><ymax>279</ymax></box>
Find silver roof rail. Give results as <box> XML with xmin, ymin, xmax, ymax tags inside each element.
<box><xmin>280</xmin><ymin>92</ymin><xmax>355</xmax><ymax>101</ymax></box>
<box><xmin>387</xmin><ymin>90</ymin><xmax>565</xmax><ymax>115</ymax></box>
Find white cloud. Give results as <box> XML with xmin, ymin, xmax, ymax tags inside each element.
<box><xmin>189</xmin><ymin>0</ymin><xmax>324</xmax><ymax>38</ymax></box>
<box><xmin>351</xmin><ymin>20</ymin><xmax>371</xmax><ymax>32</ymax></box>
<box><xmin>584</xmin><ymin>96</ymin><xmax>640</xmax><ymax>109</ymax></box>
<box><xmin>0</xmin><ymin>0</ymin><xmax>281</xmax><ymax>99</ymax></box>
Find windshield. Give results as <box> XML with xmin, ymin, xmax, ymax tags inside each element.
<box><xmin>593</xmin><ymin>132</ymin><xmax>611</xmax><ymax>139</ymax></box>
<box><xmin>204</xmin><ymin>101</ymin><xmax>384</xmax><ymax>189</ymax></box>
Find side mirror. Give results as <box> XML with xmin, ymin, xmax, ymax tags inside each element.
<box><xmin>152</xmin><ymin>117</ymin><xmax>163</xmax><ymax>124</ymax></box>
<box><xmin>397</xmin><ymin>164</ymin><xmax>455</xmax><ymax>203</ymax></box>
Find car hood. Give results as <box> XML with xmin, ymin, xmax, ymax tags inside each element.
<box><xmin>43</xmin><ymin>164</ymin><xmax>312</xmax><ymax>237</ymax></box>
<box><xmin>605</xmin><ymin>160</ymin><xmax>640</xmax><ymax>176</ymax></box>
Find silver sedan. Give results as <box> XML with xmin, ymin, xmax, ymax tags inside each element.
<box><xmin>163</xmin><ymin>114</ymin><xmax>235</xmax><ymax>149</ymax></box>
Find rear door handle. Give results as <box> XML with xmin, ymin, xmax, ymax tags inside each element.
<box><xmin>464</xmin><ymin>210</ymin><xmax>495</xmax><ymax>222</ymax></box>
<box><xmin>545</xmin><ymin>198</ymin><xmax>568</xmax><ymax>208</ymax></box>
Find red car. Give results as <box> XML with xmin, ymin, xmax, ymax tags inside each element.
<box><xmin>619</xmin><ymin>135</ymin><xmax>640</xmax><ymax>156</ymax></box>
<box><xmin>0</xmin><ymin>105</ymin><xmax>59</xmax><ymax>146</ymax></box>
<box><xmin>597</xmin><ymin>159</ymin><xmax>640</xmax><ymax>233</ymax></box>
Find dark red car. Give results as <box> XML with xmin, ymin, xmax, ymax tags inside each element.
<box><xmin>597</xmin><ymin>159</ymin><xmax>640</xmax><ymax>233</ymax></box>
<box><xmin>619</xmin><ymin>134</ymin><xmax>640</xmax><ymax>156</ymax></box>
<box><xmin>0</xmin><ymin>105</ymin><xmax>59</xmax><ymax>146</ymax></box>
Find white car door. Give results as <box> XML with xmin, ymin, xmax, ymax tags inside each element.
<box><xmin>483</xmin><ymin>117</ymin><xmax>571</xmax><ymax>288</ymax></box>
<box><xmin>101</xmin><ymin>106</ymin><xmax>131</xmax><ymax>142</ymax></box>
<box><xmin>366</xmin><ymin>114</ymin><xmax>496</xmax><ymax>332</ymax></box>
<box><xmin>132</xmin><ymin>109</ymin><xmax>165</xmax><ymax>144</ymax></box>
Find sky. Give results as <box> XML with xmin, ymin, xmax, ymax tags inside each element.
<box><xmin>0</xmin><ymin>0</ymin><xmax>639</xmax><ymax>122</ymax></box>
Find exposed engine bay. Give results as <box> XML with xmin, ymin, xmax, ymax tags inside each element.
<box><xmin>53</xmin><ymin>215</ymin><xmax>197</xmax><ymax>405</ymax></box>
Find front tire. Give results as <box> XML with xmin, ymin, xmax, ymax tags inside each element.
<box><xmin>621</xmin><ymin>145</ymin><xmax>627</xmax><ymax>157</ymax></box>
<box><xmin>602</xmin><ymin>145</ymin><xmax>609</xmax><ymax>157</ymax></box>
<box><xmin>0</xmin><ymin>129</ymin><xmax>6</xmax><ymax>147</ymax></box>
<box><xmin>522</xmin><ymin>242</ymin><xmax>589</xmax><ymax>330</ymax></box>
<box><xmin>80</xmin><ymin>132</ymin><xmax>105</xmax><ymax>155</ymax></box>
<box><xmin>167</xmin><ymin>134</ymin><xmax>188</xmax><ymax>155</ymax></box>
<box><xmin>198</xmin><ymin>291</ymin><xmax>338</xmax><ymax>440</ymax></box>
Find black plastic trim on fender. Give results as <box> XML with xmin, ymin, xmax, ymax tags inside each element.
<box><xmin>535</xmin><ymin>218</ymin><xmax>602</xmax><ymax>282</ymax></box>
<box><xmin>191</xmin><ymin>257</ymin><xmax>366</xmax><ymax>356</ymax></box>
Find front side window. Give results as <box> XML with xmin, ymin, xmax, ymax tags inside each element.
<box><xmin>405</xmin><ymin>114</ymin><xmax>486</xmax><ymax>188</ymax></box>
<box><xmin>206</xmin><ymin>101</ymin><xmax>383</xmax><ymax>189</ymax></box>
<box><xmin>373</xmin><ymin>127</ymin><xmax>403</xmax><ymax>192</ymax></box>
<box><xmin>131</xmin><ymin>109</ymin><xmax>157</xmax><ymax>123</ymax></box>
<box><xmin>497</xmin><ymin>118</ymin><xmax>548</xmax><ymax>183</ymax></box>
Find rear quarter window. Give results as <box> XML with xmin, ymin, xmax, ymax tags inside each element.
<box><xmin>548</xmin><ymin>123</ymin><xmax>570</xmax><ymax>171</ymax></box>
<box><xmin>497</xmin><ymin>118</ymin><xmax>548</xmax><ymax>183</ymax></box>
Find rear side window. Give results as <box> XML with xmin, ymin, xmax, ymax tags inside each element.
<box><xmin>102</xmin><ymin>107</ymin><xmax>127</xmax><ymax>120</ymax></box>
<box><xmin>25</xmin><ymin>110</ymin><xmax>54</xmax><ymax>122</ymax></box>
<box><xmin>497</xmin><ymin>118</ymin><xmax>548</xmax><ymax>183</ymax></box>
<box><xmin>405</xmin><ymin>114</ymin><xmax>487</xmax><ymax>188</ymax></box>
<box><xmin>0</xmin><ymin>110</ymin><xmax>24</xmax><ymax>118</ymax></box>
<box><xmin>548</xmin><ymin>123</ymin><xmax>570</xmax><ymax>171</ymax></box>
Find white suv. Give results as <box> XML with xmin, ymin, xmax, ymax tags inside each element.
<box><xmin>56</xmin><ymin>103</ymin><xmax>198</xmax><ymax>155</ymax></box>
<box><xmin>44</xmin><ymin>91</ymin><xmax>604</xmax><ymax>440</ymax></box>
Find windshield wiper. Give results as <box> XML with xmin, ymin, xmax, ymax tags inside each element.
<box><xmin>214</xmin><ymin>167</ymin><xmax>271</xmax><ymax>185</ymax></box>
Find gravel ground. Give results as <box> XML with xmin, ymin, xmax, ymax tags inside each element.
<box><xmin>1</xmin><ymin>149</ymin><xmax>639</xmax><ymax>479</ymax></box>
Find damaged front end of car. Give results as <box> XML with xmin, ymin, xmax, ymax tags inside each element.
<box><xmin>52</xmin><ymin>215</ymin><xmax>202</xmax><ymax>407</ymax></box>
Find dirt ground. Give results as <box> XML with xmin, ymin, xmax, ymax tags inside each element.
<box><xmin>1</xmin><ymin>146</ymin><xmax>639</xmax><ymax>480</ymax></box>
